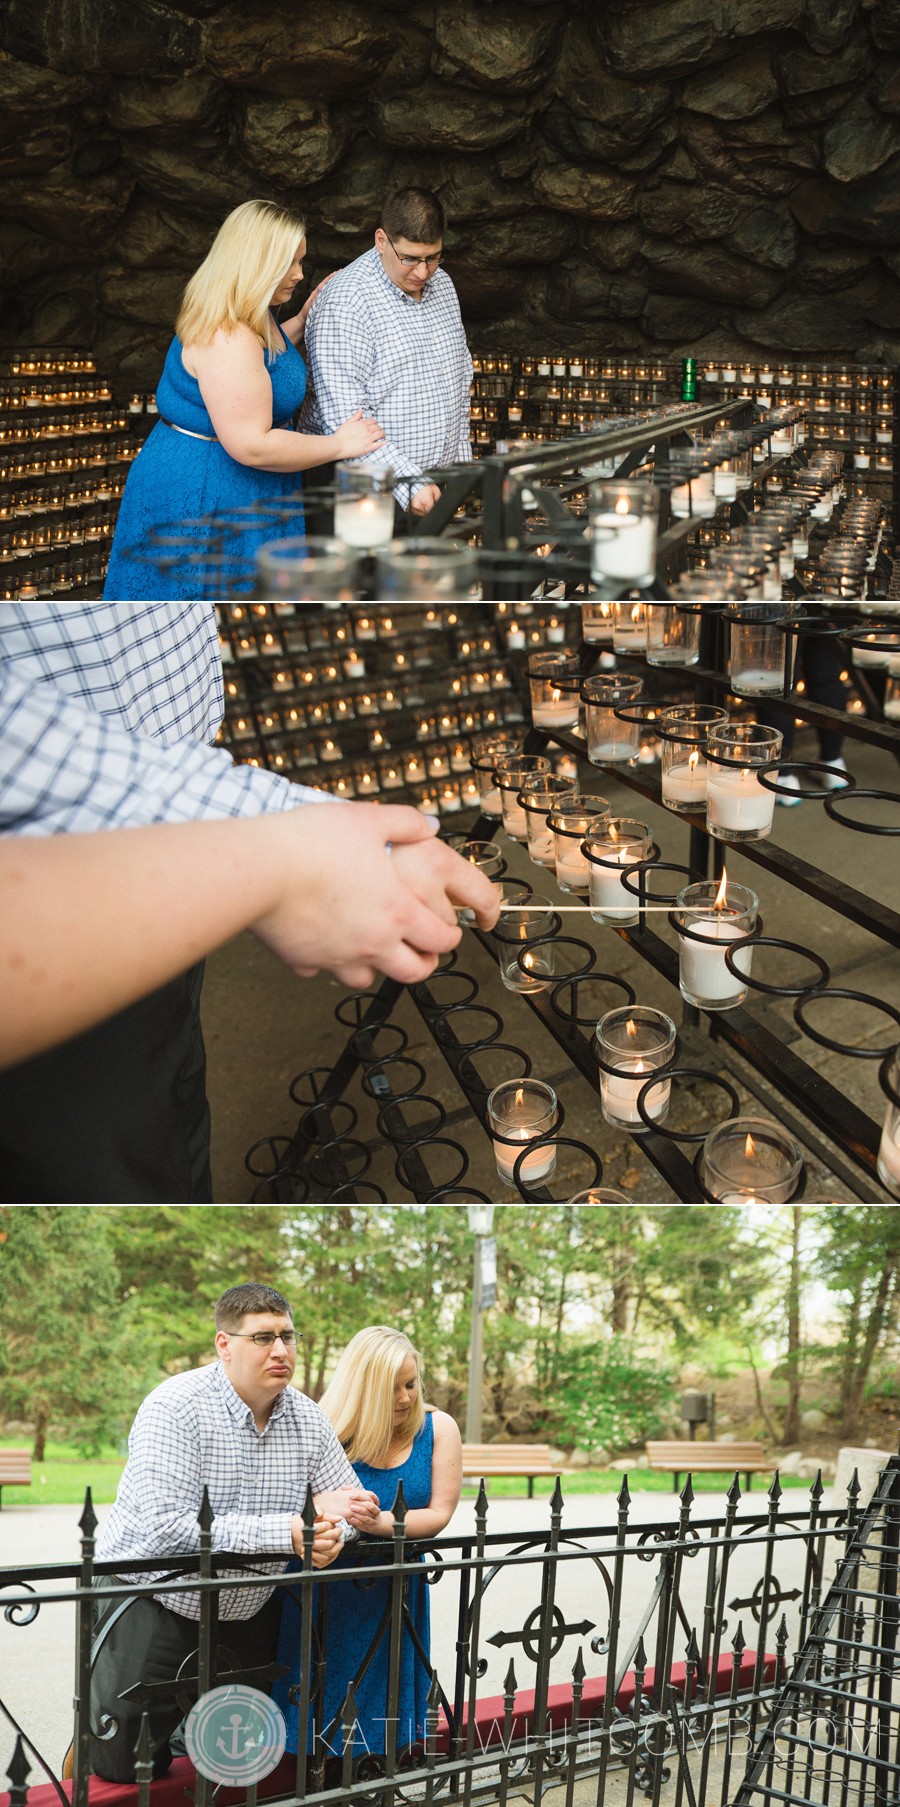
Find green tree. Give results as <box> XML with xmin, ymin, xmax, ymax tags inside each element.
<box><xmin>0</xmin><ymin>1207</ymin><xmax>158</xmax><ymax>1458</ymax></box>
<box><xmin>817</xmin><ymin>1206</ymin><xmax>900</xmax><ymax>1439</ymax></box>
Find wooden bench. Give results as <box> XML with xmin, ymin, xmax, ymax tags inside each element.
<box><xmin>646</xmin><ymin>1440</ymin><xmax>775</xmax><ymax>1492</ymax></box>
<box><xmin>0</xmin><ymin>1447</ymin><xmax>32</xmax><ymax>1506</ymax></box>
<box><xmin>461</xmin><ymin>1443</ymin><xmax>558</xmax><ymax>1498</ymax></box>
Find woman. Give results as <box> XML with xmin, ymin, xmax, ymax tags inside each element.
<box><xmin>103</xmin><ymin>199</ymin><xmax>385</xmax><ymax>599</ymax></box>
<box><xmin>274</xmin><ymin>1328</ymin><xmax>462</xmax><ymax>1769</ymax></box>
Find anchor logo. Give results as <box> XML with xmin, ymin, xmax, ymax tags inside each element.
<box><xmin>216</xmin><ymin>1713</ymin><xmax>255</xmax><ymax>1760</ymax></box>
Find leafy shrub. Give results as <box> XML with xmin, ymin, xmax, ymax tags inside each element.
<box><xmin>543</xmin><ymin>1339</ymin><xmax>677</xmax><ymax>1452</ymax></box>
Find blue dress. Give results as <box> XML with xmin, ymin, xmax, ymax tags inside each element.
<box><xmin>274</xmin><ymin>1412</ymin><xmax>435</xmax><ymax>1763</ymax></box>
<box><xmin>103</xmin><ymin>324</ymin><xmax>308</xmax><ymax>600</ymax></box>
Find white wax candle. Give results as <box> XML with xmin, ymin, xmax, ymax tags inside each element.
<box><xmin>556</xmin><ymin>848</ymin><xmax>590</xmax><ymax>891</ymax></box>
<box><xmin>494</xmin><ymin>1136</ymin><xmax>556</xmax><ymax>1184</ymax></box>
<box><xmin>528</xmin><ymin>828</ymin><xmax>555</xmax><ymax>864</ymax></box>
<box><xmin>451</xmin><ymin>749</ymin><xmax>470</xmax><ymax>771</ymax></box>
<box><xmin>601</xmin><ymin>1064</ymin><xmax>671</xmax><ymax>1125</ymax></box>
<box><xmin>591</xmin><ymin>513</ymin><xmax>656</xmax><ymax>582</ymax></box>
<box><xmin>481</xmin><ymin>786</ymin><xmax>502</xmax><ymax>816</ymax></box>
<box><xmin>320</xmin><ymin>743</ymin><xmax>342</xmax><ymax>762</ymax></box>
<box><xmin>502</xmin><ymin>802</ymin><xmax>528</xmax><ymax>838</ymax></box>
<box><xmin>429</xmin><ymin>753</ymin><xmax>450</xmax><ymax>776</ymax></box>
<box><xmin>662</xmin><ymin>760</ymin><xmax>708</xmax><ymax>808</ymax></box>
<box><xmin>439</xmin><ymin>792</ymin><xmax>462</xmax><ymax>813</ymax></box>
<box><xmin>679</xmin><ymin>915</ymin><xmax>751</xmax><ymax>1005</ymax></box>
<box><xmin>707</xmin><ymin>766</ymin><xmax>775</xmax><ymax>834</ymax></box>
<box><xmin>334</xmin><ymin>494</ymin><xmax>394</xmax><ymax>549</ymax></box>
<box><xmin>533</xmin><ymin>698</ymin><xmax>580</xmax><ymax>729</ymax></box>
<box><xmin>589</xmin><ymin>737</ymin><xmax>633</xmax><ymax>763</ymax></box>
<box><xmin>671</xmin><ymin>475</ymin><xmax>716</xmax><ymax>518</ymax></box>
<box><xmin>381</xmin><ymin>768</ymin><xmax>403</xmax><ymax>788</ymax></box>
<box><xmin>722</xmin><ymin>367</ymin><xmax>737</xmax><ymax>381</ymax></box>
<box><xmin>590</xmin><ymin>845</ymin><xmax>642</xmax><ymax>923</ymax></box>
<box><xmin>713</xmin><ymin>468</ymin><xmax>737</xmax><ymax>500</ymax></box>
<box><xmin>355</xmin><ymin>621</ymin><xmax>377</xmax><ymax>640</ymax></box>
<box><xmin>507</xmin><ymin>628</ymin><xmax>526</xmax><ymax>649</ymax></box>
<box><xmin>547</xmin><ymin>624</ymin><xmax>566</xmax><ymax>644</ymax></box>
<box><xmin>343</xmin><ymin>655</ymin><xmax>366</xmax><ymax>678</ymax></box>
<box><xmin>732</xmin><ymin>668</ymin><xmax>782</xmax><ymax>693</ymax></box>
<box><xmin>877</xmin><ymin>1124</ymin><xmax>900</xmax><ymax>1196</ymax></box>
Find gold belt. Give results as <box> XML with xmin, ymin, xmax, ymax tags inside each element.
<box><xmin>160</xmin><ymin>416</ymin><xmax>218</xmax><ymax>442</ymax></box>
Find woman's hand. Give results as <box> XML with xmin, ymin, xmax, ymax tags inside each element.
<box><xmin>315</xmin><ymin>1486</ymin><xmax>380</xmax><ymax>1526</ymax></box>
<box><xmin>332</xmin><ymin>409</ymin><xmax>387</xmax><ymax>462</ymax></box>
<box><xmin>295</xmin><ymin>271</ymin><xmax>339</xmax><ymax>337</ymax></box>
<box><xmin>343</xmin><ymin>1494</ymin><xmax>387</xmax><ymax>1534</ymax></box>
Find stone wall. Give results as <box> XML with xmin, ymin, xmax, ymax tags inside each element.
<box><xmin>4</xmin><ymin>0</ymin><xmax>900</xmax><ymax>384</ymax></box>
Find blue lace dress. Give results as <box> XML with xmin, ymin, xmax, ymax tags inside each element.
<box><xmin>103</xmin><ymin>324</ymin><xmax>308</xmax><ymax>600</ymax></box>
<box><xmin>274</xmin><ymin>1412</ymin><xmax>435</xmax><ymax>1762</ymax></box>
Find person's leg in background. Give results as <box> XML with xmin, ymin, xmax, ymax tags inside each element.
<box><xmin>757</xmin><ymin>632</ymin><xmax>849</xmax><ymax>804</ymax></box>
<box><xmin>0</xmin><ymin>960</ymin><xmax>212</xmax><ymax>1203</ymax></box>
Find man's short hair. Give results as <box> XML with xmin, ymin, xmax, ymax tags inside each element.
<box><xmin>381</xmin><ymin>187</ymin><xmax>445</xmax><ymax>246</ymax></box>
<box><xmin>214</xmin><ymin>1284</ymin><xmax>293</xmax><ymax>1331</ymax></box>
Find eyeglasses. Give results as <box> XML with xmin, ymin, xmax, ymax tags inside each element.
<box><xmin>226</xmin><ymin>1329</ymin><xmax>299</xmax><ymax>1347</ymax></box>
<box><xmin>385</xmin><ymin>233</ymin><xmax>442</xmax><ymax>271</ymax></box>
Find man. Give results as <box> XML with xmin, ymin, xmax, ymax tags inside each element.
<box><xmin>0</xmin><ymin>605</ymin><xmax>496</xmax><ymax>1202</ymax></box>
<box><xmin>91</xmin><ymin>1282</ymin><xmax>379</xmax><ymax>1783</ymax></box>
<box><xmin>300</xmin><ymin>187</ymin><xmax>472</xmax><ymax>518</ymax></box>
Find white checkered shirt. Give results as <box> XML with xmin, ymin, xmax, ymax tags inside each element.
<box><xmin>96</xmin><ymin>1361</ymin><xmax>361</xmax><ymax>1620</ymax></box>
<box><xmin>299</xmin><ymin>247</ymin><xmax>473</xmax><ymax>502</ymax></box>
<box><xmin>0</xmin><ymin>603</ymin><xmax>324</xmax><ymax>836</ymax></box>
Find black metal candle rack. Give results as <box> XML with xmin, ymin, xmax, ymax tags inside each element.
<box><xmin>238</xmin><ymin>603</ymin><xmax>900</xmax><ymax>1205</ymax></box>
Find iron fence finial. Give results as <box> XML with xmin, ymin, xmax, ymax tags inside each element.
<box><xmin>617</xmin><ymin>1474</ymin><xmax>632</xmax><ymax>1513</ymax></box>
<box><xmin>727</xmin><ymin>1472</ymin><xmax>742</xmax><ymax>1507</ymax></box>
<box><xmin>197</xmin><ymin>1484</ymin><xmax>214</xmax><ymax>1533</ymax></box>
<box><xmin>685</xmin><ymin>1628</ymin><xmax>701</xmax><ymax>1665</ymax></box>
<box><xmin>634</xmin><ymin>1635</ymin><xmax>647</xmax><ymax>1678</ymax></box>
<box><xmin>302</xmin><ymin>1482</ymin><xmax>318</xmax><ymax>1525</ymax></box>
<box><xmin>392</xmin><ymin>1476</ymin><xmax>409</xmax><ymax>1522</ymax></box>
<box><xmin>79</xmin><ymin>1487</ymin><xmax>97</xmax><ymax>1541</ymax></box>
<box><xmin>768</xmin><ymin>1470</ymin><xmax>783</xmax><ymax>1506</ymax></box>
<box><xmin>476</xmin><ymin>1478</ymin><xmax>489</xmax><ymax>1523</ymax></box>
<box><xmin>810</xmin><ymin>1469</ymin><xmax>824</xmax><ymax>1501</ymax></box>
<box><xmin>550</xmin><ymin>1475</ymin><xmax>564</xmax><ymax>1516</ymax></box>
<box><xmin>7</xmin><ymin>1733</ymin><xmax>31</xmax><ymax>1807</ymax></box>
<box><xmin>731</xmin><ymin>1621</ymin><xmax>746</xmax><ymax>1657</ymax></box>
<box><xmin>679</xmin><ymin>1474</ymin><xmax>694</xmax><ymax>1511</ymax></box>
<box><xmin>503</xmin><ymin>1658</ymin><xmax>517</xmax><ymax>1700</ymax></box>
<box><xmin>572</xmin><ymin>1644</ymin><xmax>586</xmax><ymax>1685</ymax></box>
<box><xmin>847</xmin><ymin>1467</ymin><xmax>861</xmax><ymax>1500</ymax></box>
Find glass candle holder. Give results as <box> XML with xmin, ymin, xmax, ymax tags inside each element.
<box><xmin>582</xmin><ymin>674</ymin><xmax>643</xmax><ymax>764</ymax></box>
<box><xmin>675</xmin><ymin>878</ymin><xmax>759</xmax><ymax>1010</ymax></box>
<box><xmin>878</xmin><ymin>1047</ymin><xmax>900</xmax><ymax>1198</ymax></box>
<box><xmin>255</xmin><ymin>537</ymin><xmax>360</xmax><ymax>601</ymax></box>
<box><xmin>375</xmin><ymin>538</ymin><xmax>478</xmax><ymax>600</ymax></box>
<box><xmin>581</xmin><ymin>601</ymin><xmax>615</xmax><ymax>643</ymax></box>
<box><xmin>659</xmin><ymin>704</ymin><xmax>730</xmax><ymax>814</ymax></box>
<box><xmin>589</xmin><ymin>485</ymin><xmax>659</xmax><ymax>588</ymax></box>
<box><xmin>611</xmin><ymin>600</ymin><xmax>648</xmax><ymax>653</ymax></box>
<box><xmin>492</xmin><ymin>897</ymin><xmax>558</xmax><ymax>995</ymax></box>
<box><xmin>706</xmin><ymin>722</ymin><xmax>783</xmax><ymax>843</ymax></box>
<box><xmin>586</xmin><ymin>818</ymin><xmax>654</xmax><ymax>926</ymax></box>
<box><xmin>646</xmin><ymin>605</ymin><xmax>701</xmax><ymax>667</ymax></box>
<box><xmin>519</xmin><ymin>775</ymin><xmax>577</xmax><ymax>866</ymax></box>
<box><xmin>699</xmin><ymin>1116</ymin><xmax>802</xmax><ymax>1202</ymax></box>
<box><xmin>549</xmin><ymin>794</ymin><xmax>610</xmax><ymax>893</ymax></box>
<box><xmin>471</xmin><ymin>731</ymin><xmax>523</xmax><ymax>817</ymax></box>
<box><xmin>595</xmin><ymin>1006</ymin><xmax>676</xmax><ymax>1131</ymax></box>
<box><xmin>487</xmin><ymin>1078</ymin><xmax>559</xmax><ymax>1187</ymax></box>
<box><xmin>528</xmin><ymin>652</ymin><xmax>581</xmax><ymax>731</ymax></box>
<box><xmin>727</xmin><ymin>604</ymin><xmax>798</xmax><ymax>695</ymax></box>
<box><xmin>333</xmin><ymin>464</ymin><xmax>395</xmax><ymax>548</ymax></box>
<box><xmin>495</xmin><ymin>754</ymin><xmax>552</xmax><ymax>839</ymax></box>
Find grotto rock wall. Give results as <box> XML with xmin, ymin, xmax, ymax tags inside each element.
<box><xmin>5</xmin><ymin>0</ymin><xmax>900</xmax><ymax>382</ymax></box>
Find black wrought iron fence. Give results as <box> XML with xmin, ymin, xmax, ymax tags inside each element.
<box><xmin>3</xmin><ymin>1461</ymin><xmax>899</xmax><ymax>1807</ymax></box>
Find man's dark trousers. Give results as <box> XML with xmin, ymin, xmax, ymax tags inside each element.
<box><xmin>0</xmin><ymin>962</ymin><xmax>212</xmax><ymax>1203</ymax></box>
<box><xmin>90</xmin><ymin>1583</ymin><xmax>283</xmax><ymax>1782</ymax></box>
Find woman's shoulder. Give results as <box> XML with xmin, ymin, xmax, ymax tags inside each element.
<box><xmin>185</xmin><ymin>322</ymin><xmax>266</xmax><ymax>370</ymax></box>
<box><xmin>427</xmin><ymin>1408</ymin><xmax>462</xmax><ymax>1444</ymax></box>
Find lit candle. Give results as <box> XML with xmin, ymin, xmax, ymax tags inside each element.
<box><xmin>587</xmin><ymin>818</ymin><xmax>652</xmax><ymax>927</ymax></box>
<box><xmin>699</xmin><ymin>1117</ymin><xmax>802</xmax><ymax>1202</ymax></box>
<box><xmin>506</xmin><ymin>625</ymin><xmax>526</xmax><ymax>650</ymax></box>
<box><xmin>707</xmin><ymin>765</ymin><xmax>775</xmax><ymax>837</ymax></box>
<box><xmin>439</xmin><ymin>784</ymin><xmax>462</xmax><ymax>813</ymax></box>
<box><xmin>487</xmin><ymin>1079</ymin><xmax>558</xmax><ymax>1185</ymax></box>
<box><xmin>430</xmin><ymin>750</ymin><xmax>450</xmax><ymax>777</ymax></box>
<box><xmin>713</xmin><ymin>462</ymin><xmax>737</xmax><ymax>500</ymax></box>
<box><xmin>533</xmin><ymin>684</ymin><xmax>580</xmax><ymax>730</ymax></box>
<box><xmin>381</xmin><ymin>764</ymin><xmax>403</xmax><ymax>789</ymax></box>
<box><xmin>591</xmin><ymin>500</ymin><xmax>657</xmax><ymax>584</ymax></box>
<box><xmin>546</xmin><ymin>616</ymin><xmax>566</xmax><ymax>645</ymax></box>
<box><xmin>596</xmin><ymin>1008</ymin><xmax>676</xmax><ymax>1131</ymax></box>
<box><xmin>662</xmin><ymin>748</ymin><xmax>708</xmax><ymax>809</ymax></box>
<box><xmin>676</xmin><ymin>874</ymin><xmax>759</xmax><ymax>1010</ymax></box>
<box><xmin>343</xmin><ymin>653</ymin><xmax>366</xmax><ymax>678</ymax></box>
<box><xmin>320</xmin><ymin>740</ymin><xmax>342</xmax><ymax>762</ymax></box>
<box><xmin>355</xmin><ymin>616</ymin><xmax>377</xmax><ymax>640</ymax></box>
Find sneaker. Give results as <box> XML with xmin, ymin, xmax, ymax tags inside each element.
<box><xmin>817</xmin><ymin>757</ymin><xmax>849</xmax><ymax>791</ymax></box>
<box><xmin>775</xmin><ymin>773</ymin><xmax>802</xmax><ymax>806</ymax></box>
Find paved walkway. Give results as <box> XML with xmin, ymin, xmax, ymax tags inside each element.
<box><xmin>0</xmin><ymin>1489</ymin><xmax>833</xmax><ymax>1788</ymax></box>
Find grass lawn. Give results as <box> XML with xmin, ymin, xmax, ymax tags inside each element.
<box><xmin>0</xmin><ymin>1439</ymin><xmax>812</xmax><ymax>1508</ymax></box>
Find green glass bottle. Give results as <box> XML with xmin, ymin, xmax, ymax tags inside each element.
<box><xmin>681</xmin><ymin>357</ymin><xmax>697</xmax><ymax>401</ymax></box>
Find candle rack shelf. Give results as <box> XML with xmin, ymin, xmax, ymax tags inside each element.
<box><xmin>235</xmin><ymin>601</ymin><xmax>899</xmax><ymax>1204</ymax></box>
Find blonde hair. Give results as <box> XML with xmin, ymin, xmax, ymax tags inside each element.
<box><xmin>320</xmin><ymin>1327</ymin><xmax>427</xmax><ymax>1467</ymax></box>
<box><xmin>175</xmin><ymin>199</ymin><xmax>306</xmax><ymax>360</ymax></box>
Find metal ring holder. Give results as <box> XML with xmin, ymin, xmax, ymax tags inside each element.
<box><xmin>549</xmin><ymin>969</ymin><xmax>637</xmax><ymax>1029</ymax></box>
<box><xmin>361</xmin><ymin>1055</ymin><xmax>429</xmax><ymax>1105</ymax></box>
<box><xmin>823</xmin><ymin>789</ymin><xmax>900</xmax><ymax>834</ymax></box>
<box><xmin>723</xmin><ymin>938</ymin><xmax>830</xmax><ymax>996</ymax></box>
<box><xmin>879</xmin><ymin>1043</ymin><xmax>900</xmax><ymax>1111</ymax></box>
<box><xmin>513</xmin><ymin>1135</ymin><xmax>604</xmax><ymax>1203</ymax></box>
<box><xmin>692</xmin><ymin>1144</ymin><xmax>807</xmax><ymax>1203</ymax></box>
<box><xmin>457</xmin><ymin>1043</ymin><xmax>534</xmax><ymax>1094</ymax></box>
<box><xmin>793</xmin><ymin>989</ymin><xmax>900</xmax><ymax>1058</ymax></box>
<box><xmin>395</xmin><ymin>1137</ymin><xmax>470</xmax><ymax>1200</ymax></box>
<box><xmin>590</xmin><ymin>1030</ymin><xmax>683</xmax><ymax>1081</ymax></box>
<box><xmin>611</xmin><ymin>699</ymin><xmax>683</xmax><ymax>726</ymax></box>
<box><xmin>756</xmin><ymin>761</ymin><xmax>858</xmax><ymax>800</ymax></box>
<box><xmin>636</xmin><ymin>1070</ymin><xmax>743</xmax><ymax>1140</ymax></box>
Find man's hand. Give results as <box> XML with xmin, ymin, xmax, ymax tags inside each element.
<box><xmin>291</xmin><ymin>1511</ymin><xmax>344</xmax><ymax>1566</ymax></box>
<box><xmin>315</xmin><ymin>1486</ymin><xmax>380</xmax><ymax>1529</ymax></box>
<box><xmin>249</xmin><ymin>803</ymin><xmax>496</xmax><ymax>990</ymax></box>
<box><xmin>409</xmin><ymin>482</ymin><xmax>442</xmax><ymax>516</ymax></box>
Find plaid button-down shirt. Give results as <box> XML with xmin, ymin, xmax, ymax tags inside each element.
<box><xmin>96</xmin><ymin>1362</ymin><xmax>361</xmax><ymax>1620</ymax></box>
<box><xmin>299</xmin><ymin>247</ymin><xmax>473</xmax><ymax>502</ymax></box>
<box><xmin>0</xmin><ymin>603</ymin><xmax>323</xmax><ymax>836</ymax></box>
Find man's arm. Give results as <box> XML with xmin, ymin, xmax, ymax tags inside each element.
<box><xmin>0</xmin><ymin>663</ymin><xmax>323</xmax><ymax>839</ymax></box>
<box><xmin>305</xmin><ymin>296</ymin><xmax>429</xmax><ymax>506</ymax></box>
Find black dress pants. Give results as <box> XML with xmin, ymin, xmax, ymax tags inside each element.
<box><xmin>90</xmin><ymin>1582</ymin><xmax>283</xmax><ymax>1782</ymax></box>
<box><xmin>0</xmin><ymin>961</ymin><xmax>212</xmax><ymax>1203</ymax></box>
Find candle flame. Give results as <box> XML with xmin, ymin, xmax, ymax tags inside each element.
<box><xmin>745</xmin><ymin>1134</ymin><xmax>756</xmax><ymax>1158</ymax></box>
<box><xmin>631</xmin><ymin>604</ymin><xmax>641</xmax><ymax>622</ymax></box>
<box><xmin>635</xmin><ymin>1058</ymin><xmax>645</xmax><ymax>1073</ymax></box>
<box><xmin>515</xmin><ymin>1086</ymin><xmax>525</xmax><ymax>1106</ymax></box>
<box><xmin>552</xmin><ymin>687</ymin><xmax>561</xmax><ymax>702</ymax></box>
<box><xmin>384</xmin><ymin>618</ymin><xmax>392</xmax><ymax>630</ymax></box>
<box><xmin>616</xmin><ymin>496</ymin><xmax>629</xmax><ymax>515</ymax></box>
<box><xmin>610</xmin><ymin>822</ymin><xmax>618</xmax><ymax>842</ymax></box>
<box><xmin>626</xmin><ymin>1018</ymin><xmax>637</xmax><ymax>1039</ymax></box>
<box><xmin>689</xmin><ymin>750</ymin><xmax>699</xmax><ymax>773</ymax></box>
<box><xmin>714</xmin><ymin>869</ymin><xmax>728</xmax><ymax>911</ymax></box>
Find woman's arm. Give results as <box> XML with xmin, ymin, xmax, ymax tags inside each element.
<box><xmin>353</xmin><ymin>1413</ymin><xmax>463</xmax><ymax>1540</ymax></box>
<box><xmin>187</xmin><ymin>325</ymin><xmax>385</xmax><ymax>473</ymax></box>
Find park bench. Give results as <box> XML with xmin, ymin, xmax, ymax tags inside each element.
<box><xmin>645</xmin><ymin>1439</ymin><xmax>775</xmax><ymax>1492</ymax></box>
<box><xmin>461</xmin><ymin>1443</ymin><xmax>558</xmax><ymax>1498</ymax></box>
<box><xmin>0</xmin><ymin>1447</ymin><xmax>31</xmax><ymax>1506</ymax></box>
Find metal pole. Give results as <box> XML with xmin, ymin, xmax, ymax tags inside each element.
<box><xmin>465</xmin><ymin>1235</ymin><xmax>483</xmax><ymax>1446</ymax></box>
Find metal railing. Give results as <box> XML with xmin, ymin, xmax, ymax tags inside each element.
<box><xmin>5</xmin><ymin>1460</ymin><xmax>899</xmax><ymax>1807</ymax></box>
